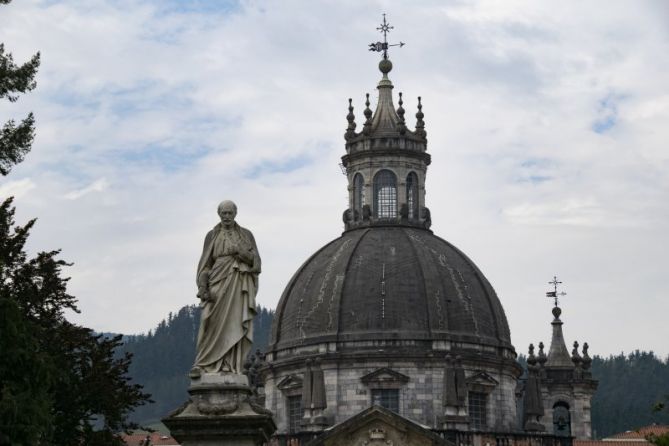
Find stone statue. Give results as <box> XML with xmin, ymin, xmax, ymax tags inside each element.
<box><xmin>190</xmin><ymin>200</ymin><xmax>261</xmax><ymax>377</ymax></box>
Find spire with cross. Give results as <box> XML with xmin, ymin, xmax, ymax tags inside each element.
<box><xmin>369</xmin><ymin>13</ymin><xmax>405</xmax><ymax>60</ymax></box>
<box><xmin>546</xmin><ymin>275</ymin><xmax>567</xmax><ymax>307</ymax></box>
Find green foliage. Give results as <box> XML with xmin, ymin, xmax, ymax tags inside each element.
<box><xmin>0</xmin><ymin>37</ymin><xmax>40</xmax><ymax>175</ymax></box>
<box><xmin>0</xmin><ymin>198</ymin><xmax>151</xmax><ymax>444</ymax></box>
<box><xmin>647</xmin><ymin>434</ymin><xmax>669</xmax><ymax>446</ymax></box>
<box><xmin>119</xmin><ymin>305</ymin><xmax>274</xmax><ymax>424</ymax></box>
<box><xmin>0</xmin><ymin>297</ymin><xmax>53</xmax><ymax>444</ymax></box>
<box><xmin>591</xmin><ymin>351</ymin><xmax>669</xmax><ymax>438</ymax></box>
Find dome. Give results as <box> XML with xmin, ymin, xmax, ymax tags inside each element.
<box><xmin>269</xmin><ymin>226</ymin><xmax>513</xmax><ymax>354</ymax></box>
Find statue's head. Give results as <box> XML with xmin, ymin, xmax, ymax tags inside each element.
<box><xmin>217</xmin><ymin>200</ymin><xmax>237</xmax><ymax>228</ymax></box>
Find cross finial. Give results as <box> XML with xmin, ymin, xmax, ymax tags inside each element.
<box><xmin>546</xmin><ymin>275</ymin><xmax>567</xmax><ymax>307</ymax></box>
<box><xmin>368</xmin><ymin>13</ymin><xmax>405</xmax><ymax>60</ymax></box>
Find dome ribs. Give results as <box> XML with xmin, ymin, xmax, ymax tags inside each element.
<box><xmin>336</xmin><ymin>228</ymin><xmax>371</xmax><ymax>336</ymax></box>
<box><xmin>400</xmin><ymin>228</ymin><xmax>432</xmax><ymax>334</ymax></box>
<box><xmin>433</xmin><ymin>234</ymin><xmax>509</xmax><ymax>345</ymax></box>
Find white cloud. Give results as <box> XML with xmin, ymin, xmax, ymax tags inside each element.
<box><xmin>0</xmin><ymin>178</ymin><xmax>36</xmax><ymax>199</ymax></box>
<box><xmin>64</xmin><ymin>177</ymin><xmax>109</xmax><ymax>200</ymax></box>
<box><xmin>0</xmin><ymin>0</ymin><xmax>667</xmax><ymax>357</ymax></box>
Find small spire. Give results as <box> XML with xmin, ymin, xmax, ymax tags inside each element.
<box><xmin>545</xmin><ymin>277</ymin><xmax>573</xmax><ymax>368</ymax></box>
<box><xmin>527</xmin><ymin>343</ymin><xmax>537</xmax><ymax>366</ymax></box>
<box><xmin>581</xmin><ymin>342</ymin><xmax>592</xmax><ymax>371</ymax></box>
<box><xmin>537</xmin><ymin>341</ymin><xmax>547</xmax><ymax>367</ymax></box>
<box><xmin>363</xmin><ymin>93</ymin><xmax>373</xmax><ymax>135</ymax></box>
<box><xmin>571</xmin><ymin>341</ymin><xmax>582</xmax><ymax>366</ymax></box>
<box><xmin>345</xmin><ymin>98</ymin><xmax>357</xmax><ymax>140</ymax></box>
<box><xmin>415</xmin><ymin>96</ymin><xmax>426</xmax><ymax>138</ymax></box>
<box><xmin>397</xmin><ymin>92</ymin><xmax>406</xmax><ymax>135</ymax></box>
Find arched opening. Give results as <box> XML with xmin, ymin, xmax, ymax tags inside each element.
<box><xmin>353</xmin><ymin>173</ymin><xmax>365</xmax><ymax>216</ymax></box>
<box><xmin>373</xmin><ymin>169</ymin><xmax>397</xmax><ymax>219</ymax></box>
<box><xmin>553</xmin><ymin>401</ymin><xmax>571</xmax><ymax>437</ymax></box>
<box><xmin>406</xmin><ymin>172</ymin><xmax>419</xmax><ymax>220</ymax></box>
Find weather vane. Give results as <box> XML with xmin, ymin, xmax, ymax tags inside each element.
<box><xmin>369</xmin><ymin>13</ymin><xmax>405</xmax><ymax>60</ymax></box>
<box><xmin>546</xmin><ymin>275</ymin><xmax>567</xmax><ymax>307</ymax></box>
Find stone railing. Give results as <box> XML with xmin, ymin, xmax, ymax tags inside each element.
<box><xmin>268</xmin><ymin>430</ymin><xmax>573</xmax><ymax>446</ymax></box>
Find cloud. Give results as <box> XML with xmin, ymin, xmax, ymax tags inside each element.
<box><xmin>0</xmin><ymin>0</ymin><xmax>667</xmax><ymax>357</ymax></box>
<box><xmin>64</xmin><ymin>177</ymin><xmax>109</xmax><ymax>200</ymax></box>
<box><xmin>0</xmin><ymin>178</ymin><xmax>36</xmax><ymax>199</ymax></box>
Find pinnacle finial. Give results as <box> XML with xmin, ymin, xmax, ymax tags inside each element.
<box><xmin>397</xmin><ymin>92</ymin><xmax>407</xmax><ymax>135</ymax></box>
<box><xmin>528</xmin><ymin>343</ymin><xmax>537</xmax><ymax>365</ymax></box>
<box><xmin>363</xmin><ymin>93</ymin><xmax>373</xmax><ymax>135</ymax></box>
<box><xmin>572</xmin><ymin>341</ymin><xmax>582</xmax><ymax>365</ymax></box>
<box><xmin>538</xmin><ymin>341</ymin><xmax>547</xmax><ymax>366</ymax></box>
<box><xmin>415</xmin><ymin>96</ymin><xmax>426</xmax><ymax>138</ymax></box>
<box><xmin>345</xmin><ymin>98</ymin><xmax>357</xmax><ymax>140</ymax></box>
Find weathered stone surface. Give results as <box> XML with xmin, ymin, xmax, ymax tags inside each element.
<box><xmin>192</xmin><ymin>200</ymin><xmax>261</xmax><ymax>376</ymax></box>
<box><xmin>164</xmin><ymin>373</ymin><xmax>275</xmax><ymax>446</ymax></box>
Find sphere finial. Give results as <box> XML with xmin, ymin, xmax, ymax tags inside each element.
<box><xmin>379</xmin><ymin>58</ymin><xmax>393</xmax><ymax>74</ymax></box>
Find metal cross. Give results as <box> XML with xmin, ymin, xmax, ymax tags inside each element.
<box><xmin>546</xmin><ymin>275</ymin><xmax>567</xmax><ymax>307</ymax></box>
<box><xmin>369</xmin><ymin>13</ymin><xmax>405</xmax><ymax>59</ymax></box>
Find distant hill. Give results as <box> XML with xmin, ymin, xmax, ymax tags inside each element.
<box><xmin>117</xmin><ymin>306</ymin><xmax>669</xmax><ymax>435</ymax></box>
<box><xmin>118</xmin><ymin>305</ymin><xmax>274</xmax><ymax>425</ymax></box>
<box><xmin>591</xmin><ymin>351</ymin><xmax>669</xmax><ymax>438</ymax></box>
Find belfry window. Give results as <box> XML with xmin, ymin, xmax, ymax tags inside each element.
<box><xmin>553</xmin><ymin>401</ymin><xmax>571</xmax><ymax>437</ymax></box>
<box><xmin>373</xmin><ymin>169</ymin><xmax>397</xmax><ymax>219</ymax></box>
<box><xmin>406</xmin><ymin>172</ymin><xmax>419</xmax><ymax>219</ymax></box>
<box><xmin>353</xmin><ymin>173</ymin><xmax>365</xmax><ymax>214</ymax></box>
<box><xmin>468</xmin><ymin>391</ymin><xmax>488</xmax><ymax>430</ymax></box>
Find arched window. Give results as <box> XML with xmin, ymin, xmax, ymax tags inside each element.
<box><xmin>406</xmin><ymin>172</ymin><xmax>419</xmax><ymax>220</ymax></box>
<box><xmin>373</xmin><ymin>170</ymin><xmax>397</xmax><ymax>219</ymax></box>
<box><xmin>353</xmin><ymin>173</ymin><xmax>365</xmax><ymax>215</ymax></box>
<box><xmin>553</xmin><ymin>402</ymin><xmax>571</xmax><ymax>437</ymax></box>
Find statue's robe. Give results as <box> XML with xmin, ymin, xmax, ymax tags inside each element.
<box><xmin>194</xmin><ymin>222</ymin><xmax>260</xmax><ymax>373</ymax></box>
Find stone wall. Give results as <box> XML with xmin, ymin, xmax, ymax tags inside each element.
<box><xmin>264</xmin><ymin>354</ymin><xmax>519</xmax><ymax>435</ymax></box>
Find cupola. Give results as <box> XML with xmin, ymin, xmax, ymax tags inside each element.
<box><xmin>341</xmin><ymin>25</ymin><xmax>431</xmax><ymax>230</ymax></box>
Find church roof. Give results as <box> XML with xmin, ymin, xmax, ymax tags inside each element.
<box><xmin>269</xmin><ymin>226</ymin><xmax>512</xmax><ymax>354</ymax></box>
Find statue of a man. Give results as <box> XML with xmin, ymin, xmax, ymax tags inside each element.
<box><xmin>190</xmin><ymin>200</ymin><xmax>261</xmax><ymax>377</ymax></box>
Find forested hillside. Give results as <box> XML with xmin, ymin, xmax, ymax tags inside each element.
<box><xmin>591</xmin><ymin>351</ymin><xmax>669</xmax><ymax>437</ymax></box>
<box><xmin>119</xmin><ymin>306</ymin><xmax>669</xmax><ymax>436</ymax></box>
<box><xmin>118</xmin><ymin>305</ymin><xmax>274</xmax><ymax>424</ymax></box>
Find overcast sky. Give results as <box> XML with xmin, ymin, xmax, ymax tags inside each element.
<box><xmin>1</xmin><ymin>0</ymin><xmax>668</xmax><ymax>358</ymax></box>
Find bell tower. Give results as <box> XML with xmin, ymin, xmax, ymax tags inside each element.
<box><xmin>341</xmin><ymin>15</ymin><xmax>432</xmax><ymax>230</ymax></box>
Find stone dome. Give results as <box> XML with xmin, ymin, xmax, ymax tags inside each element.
<box><xmin>269</xmin><ymin>226</ymin><xmax>513</xmax><ymax>354</ymax></box>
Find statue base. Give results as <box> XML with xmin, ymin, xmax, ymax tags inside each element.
<box><xmin>524</xmin><ymin>420</ymin><xmax>546</xmax><ymax>432</ymax></box>
<box><xmin>163</xmin><ymin>373</ymin><xmax>276</xmax><ymax>446</ymax></box>
<box><xmin>438</xmin><ymin>409</ymin><xmax>469</xmax><ymax>431</ymax></box>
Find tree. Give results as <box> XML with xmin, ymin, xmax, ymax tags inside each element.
<box><xmin>0</xmin><ymin>197</ymin><xmax>151</xmax><ymax>445</ymax></box>
<box><xmin>0</xmin><ymin>11</ymin><xmax>40</xmax><ymax>176</ymax></box>
<box><xmin>1</xmin><ymin>1</ymin><xmax>150</xmax><ymax>443</ymax></box>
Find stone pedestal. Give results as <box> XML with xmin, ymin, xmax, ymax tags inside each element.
<box><xmin>438</xmin><ymin>407</ymin><xmax>469</xmax><ymax>431</ymax></box>
<box><xmin>163</xmin><ymin>373</ymin><xmax>276</xmax><ymax>446</ymax></box>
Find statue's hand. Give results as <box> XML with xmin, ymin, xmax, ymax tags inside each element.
<box><xmin>197</xmin><ymin>286</ymin><xmax>211</xmax><ymax>303</ymax></box>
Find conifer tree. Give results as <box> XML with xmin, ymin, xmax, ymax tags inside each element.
<box><xmin>0</xmin><ymin>0</ymin><xmax>40</xmax><ymax>176</ymax></box>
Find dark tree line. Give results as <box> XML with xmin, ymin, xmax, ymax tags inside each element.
<box><xmin>118</xmin><ymin>305</ymin><xmax>275</xmax><ymax>425</ymax></box>
<box><xmin>591</xmin><ymin>351</ymin><xmax>669</xmax><ymax>438</ymax></box>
